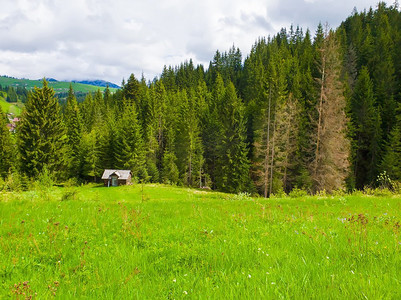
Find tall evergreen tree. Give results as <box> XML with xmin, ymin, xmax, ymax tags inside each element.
<box><xmin>215</xmin><ymin>82</ymin><xmax>250</xmax><ymax>193</ymax></box>
<box><xmin>350</xmin><ymin>67</ymin><xmax>382</xmax><ymax>188</ymax></box>
<box><xmin>311</xmin><ymin>31</ymin><xmax>350</xmax><ymax>192</ymax></box>
<box><xmin>175</xmin><ymin>90</ymin><xmax>204</xmax><ymax>186</ymax></box>
<box><xmin>81</xmin><ymin>129</ymin><xmax>102</xmax><ymax>181</ymax></box>
<box><xmin>64</xmin><ymin>85</ymin><xmax>82</xmax><ymax>178</ymax></box>
<box><xmin>0</xmin><ymin>105</ymin><xmax>13</xmax><ymax>178</ymax></box>
<box><xmin>381</xmin><ymin>103</ymin><xmax>401</xmax><ymax>180</ymax></box>
<box><xmin>18</xmin><ymin>80</ymin><xmax>67</xmax><ymax>179</ymax></box>
<box><xmin>115</xmin><ymin>100</ymin><xmax>147</xmax><ymax>181</ymax></box>
<box><xmin>273</xmin><ymin>93</ymin><xmax>301</xmax><ymax>193</ymax></box>
<box><xmin>203</xmin><ymin>73</ymin><xmax>225</xmax><ymax>188</ymax></box>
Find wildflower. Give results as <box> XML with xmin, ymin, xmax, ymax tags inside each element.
<box><xmin>350</xmin><ymin>270</ymin><xmax>354</xmax><ymax>274</ymax></box>
<box><xmin>271</xmin><ymin>282</ymin><xmax>276</xmax><ymax>285</ymax></box>
<box><xmin>183</xmin><ymin>291</ymin><xmax>188</xmax><ymax>295</ymax></box>
<box><xmin>326</xmin><ymin>256</ymin><xmax>329</xmax><ymax>259</ymax></box>
<box><xmin>248</xmin><ymin>274</ymin><xmax>251</xmax><ymax>278</ymax></box>
<box><xmin>173</xmin><ymin>279</ymin><xmax>176</xmax><ymax>283</ymax></box>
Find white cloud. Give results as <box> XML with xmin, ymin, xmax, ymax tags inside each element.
<box><xmin>0</xmin><ymin>0</ymin><xmax>393</xmax><ymax>84</ymax></box>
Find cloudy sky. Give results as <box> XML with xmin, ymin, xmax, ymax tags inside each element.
<box><xmin>0</xmin><ymin>0</ymin><xmax>392</xmax><ymax>85</ymax></box>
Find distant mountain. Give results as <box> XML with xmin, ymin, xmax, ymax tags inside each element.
<box><xmin>72</xmin><ymin>80</ymin><xmax>120</xmax><ymax>89</ymax></box>
<box><xmin>41</xmin><ymin>78</ymin><xmax>58</xmax><ymax>82</ymax></box>
<box><xmin>0</xmin><ymin>76</ymin><xmax>119</xmax><ymax>94</ymax></box>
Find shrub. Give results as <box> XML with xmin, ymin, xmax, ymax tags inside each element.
<box><xmin>288</xmin><ymin>188</ymin><xmax>308</xmax><ymax>198</ymax></box>
<box><xmin>231</xmin><ymin>192</ymin><xmax>252</xmax><ymax>201</ymax></box>
<box><xmin>37</xmin><ymin>167</ymin><xmax>53</xmax><ymax>189</ymax></box>
<box><xmin>376</xmin><ymin>171</ymin><xmax>396</xmax><ymax>191</ymax></box>
<box><xmin>61</xmin><ymin>188</ymin><xmax>79</xmax><ymax>201</ymax></box>
<box><xmin>3</xmin><ymin>170</ymin><xmax>24</xmax><ymax>192</ymax></box>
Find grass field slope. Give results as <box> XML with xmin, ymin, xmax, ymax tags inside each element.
<box><xmin>0</xmin><ymin>76</ymin><xmax>118</xmax><ymax>94</ymax></box>
<box><xmin>1</xmin><ymin>184</ymin><xmax>400</xmax><ymax>298</ymax></box>
<box><xmin>0</xmin><ymin>93</ymin><xmax>22</xmax><ymax>115</ymax></box>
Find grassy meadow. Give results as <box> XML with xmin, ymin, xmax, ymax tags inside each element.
<box><xmin>1</xmin><ymin>184</ymin><xmax>400</xmax><ymax>298</ymax></box>
<box><xmin>0</xmin><ymin>77</ymin><xmax>118</xmax><ymax>94</ymax></box>
<box><xmin>0</xmin><ymin>96</ymin><xmax>23</xmax><ymax>116</ymax></box>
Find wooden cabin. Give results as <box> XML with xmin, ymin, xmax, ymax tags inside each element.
<box><xmin>101</xmin><ymin>169</ymin><xmax>132</xmax><ymax>187</ymax></box>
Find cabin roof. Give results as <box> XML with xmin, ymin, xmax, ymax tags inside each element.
<box><xmin>101</xmin><ymin>169</ymin><xmax>131</xmax><ymax>180</ymax></box>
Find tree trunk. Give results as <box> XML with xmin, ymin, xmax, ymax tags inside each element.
<box><xmin>264</xmin><ymin>87</ymin><xmax>272</xmax><ymax>198</ymax></box>
<box><xmin>314</xmin><ymin>48</ymin><xmax>326</xmax><ymax>179</ymax></box>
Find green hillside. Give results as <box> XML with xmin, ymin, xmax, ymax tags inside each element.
<box><xmin>0</xmin><ymin>94</ymin><xmax>22</xmax><ymax>115</ymax></box>
<box><xmin>0</xmin><ymin>76</ymin><xmax>118</xmax><ymax>94</ymax></box>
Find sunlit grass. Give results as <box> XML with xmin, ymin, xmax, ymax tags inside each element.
<box><xmin>1</xmin><ymin>184</ymin><xmax>400</xmax><ymax>298</ymax></box>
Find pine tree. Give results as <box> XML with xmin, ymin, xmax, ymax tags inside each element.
<box><xmin>81</xmin><ymin>93</ymin><xmax>94</xmax><ymax>131</ymax></box>
<box><xmin>273</xmin><ymin>93</ymin><xmax>301</xmax><ymax>192</ymax></box>
<box><xmin>115</xmin><ymin>100</ymin><xmax>148</xmax><ymax>181</ymax></box>
<box><xmin>215</xmin><ymin>82</ymin><xmax>250</xmax><ymax>193</ymax></box>
<box><xmin>18</xmin><ymin>80</ymin><xmax>67</xmax><ymax>179</ymax></box>
<box><xmin>381</xmin><ymin>103</ymin><xmax>401</xmax><ymax>180</ymax></box>
<box><xmin>161</xmin><ymin>150</ymin><xmax>179</xmax><ymax>184</ymax></box>
<box><xmin>311</xmin><ymin>30</ymin><xmax>350</xmax><ymax>192</ymax></box>
<box><xmin>64</xmin><ymin>85</ymin><xmax>82</xmax><ymax>178</ymax></box>
<box><xmin>81</xmin><ymin>129</ymin><xmax>102</xmax><ymax>181</ymax></box>
<box><xmin>373</xmin><ymin>13</ymin><xmax>397</xmax><ymax>139</ymax></box>
<box><xmin>350</xmin><ymin>67</ymin><xmax>382</xmax><ymax>188</ymax></box>
<box><xmin>203</xmin><ymin>73</ymin><xmax>225</xmax><ymax>188</ymax></box>
<box><xmin>123</xmin><ymin>73</ymin><xmax>141</xmax><ymax>104</ymax></box>
<box><xmin>175</xmin><ymin>90</ymin><xmax>204</xmax><ymax>186</ymax></box>
<box><xmin>252</xmin><ymin>45</ymin><xmax>287</xmax><ymax>197</ymax></box>
<box><xmin>153</xmin><ymin>81</ymin><xmax>168</xmax><ymax>174</ymax></box>
<box><xmin>0</xmin><ymin>105</ymin><xmax>13</xmax><ymax>178</ymax></box>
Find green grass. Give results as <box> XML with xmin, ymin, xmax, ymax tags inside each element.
<box><xmin>0</xmin><ymin>77</ymin><xmax>118</xmax><ymax>94</ymax></box>
<box><xmin>0</xmin><ymin>97</ymin><xmax>22</xmax><ymax>116</ymax></box>
<box><xmin>1</xmin><ymin>184</ymin><xmax>400</xmax><ymax>298</ymax></box>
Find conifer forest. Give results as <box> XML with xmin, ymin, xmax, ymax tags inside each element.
<box><xmin>1</xmin><ymin>3</ymin><xmax>401</xmax><ymax>195</ymax></box>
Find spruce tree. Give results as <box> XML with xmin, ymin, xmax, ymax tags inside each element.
<box><xmin>350</xmin><ymin>67</ymin><xmax>382</xmax><ymax>188</ymax></box>
<box><xmin>273</xmin><ymin>93</ymin><xmax>301</xmax><ymax>193</ymax></box>
<box><xmin>81</xmin><ymin>130</ymin><xmax>101</xmax><ymax>181</ymax></box>
<box><xmin>215</xmin><ymin>82</ymin><xmax>250</xmax><ymax>193</ymax></box>
<box><xmin>203</xmin><ymin>73</ymin><xmax>225</xmax><ymax>188</ymax></box>
<box><xmin>175</xmin><ymin>90</ymin><xmax>204</xmax><ymax>186</ymax></box>
<box><xmin>311</xmin><ymin>31</ymin><xmax>350</xmax><ymax>192</ymax></box>
<box><xmin>115</xmin><ymin>100</ymin><xmax>147</xmax><ymax>181</ymax></box>
<box><xmin>161</xmin><ymin>150</ymin><xmax>179</xmax><ymax>185</ymax></box>
<box><xmin>64</xmin><ymin>85</ymin><xmax>82</xmax><ymax>178</ymax></box>
<box><xmin>0</xmin><ymin>105</ymin><xmax>13</xmax><ymax>178</ymax></box>
<box><xmin>81</xmin><ymin>93</ymin><xmax>94</xmax><ymax>131</ymax></box>
<box><xmin>18</xmin><ymin>80</ymin><xmax>67</xmax><ymax>179</ymax></box>
<box><xmin>381</xmin><ymin>103</ymin><xmax>401</xmax><ymax>180</ymax></box>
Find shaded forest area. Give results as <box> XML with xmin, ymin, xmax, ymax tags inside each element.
<box><xmin>1</xmin><ymin>3</ymin><xmax>401</xmax><ymax>195</ymax></box>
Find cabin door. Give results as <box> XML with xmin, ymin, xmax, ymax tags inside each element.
<box><xmin>111</xmin><ymin>176</ymin><xmax>118</xmax><ymax>186</ymax></box>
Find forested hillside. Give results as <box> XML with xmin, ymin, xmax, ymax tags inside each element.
<box><xmin>1</xmin><ymin>2</ymin><xmax>400</xmax><ymax>195</ymax></box>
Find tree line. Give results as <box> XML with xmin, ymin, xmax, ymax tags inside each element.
<box><xmin>1</xmin><ymin>2</ymin><xmax>400</xmax><ymax>195</ymax></box>
<box><xmin>0</xmin><ymin>85</ymin><xmax>28</xmax><ymax>103</ymax></box>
